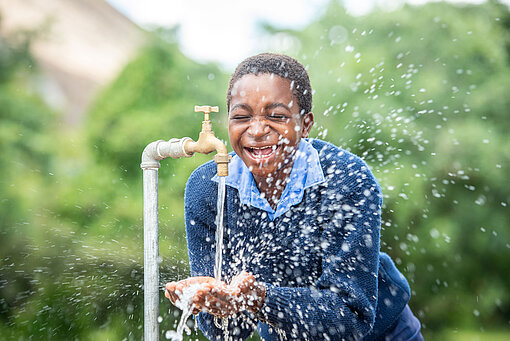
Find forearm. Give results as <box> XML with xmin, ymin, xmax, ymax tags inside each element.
<box><xmin>255</xmin><ymin>283</ymin><xmax>375</xmax><ymax>340</ymax></box>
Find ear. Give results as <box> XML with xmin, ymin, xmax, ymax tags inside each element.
<box><xmin>301</xmin><ymin>112</ymin><xmax>314</xmax><ymax>138</ymax></box>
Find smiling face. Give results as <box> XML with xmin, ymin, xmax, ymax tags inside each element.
<box><xmin>228</xmin><ymin>73</ymin><xmax>314</xmax><ymax>186</ymax></box>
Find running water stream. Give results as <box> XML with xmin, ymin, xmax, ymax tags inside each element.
<box><xmin>214</xmin><ymin>176</ymin><xmax>226</xmax><ymax>280</ymax></box>
<box><xmin>213</xmin><ymin>176</ymin><xmax>230</xmax><ymax>334</ymax></box>
<box><xmin>166</xmin><ymin>176</ymin><xmax>228</xmax><ymax>340</ymax></box>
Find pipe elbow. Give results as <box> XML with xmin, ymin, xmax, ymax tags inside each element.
<box><xmin>141</xmin><ymin>138</ymin><xmax>194</xmax><ymax>169</ymax></box>
<box><xmin>141</xmin><ymin>140</ymin><xmax>163</xmax><ymax>169</ymax></box>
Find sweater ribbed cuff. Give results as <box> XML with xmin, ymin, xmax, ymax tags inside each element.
<box><xmin>254</xmin><ymin>283</ymin><xmax>291</xmax><ymax>328</ymax></box>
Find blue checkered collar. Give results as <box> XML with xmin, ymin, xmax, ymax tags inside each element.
<box><xmin>212</xmin><ymin>139</ymin><xmax>325</xmax><ymax>221</ymax></box>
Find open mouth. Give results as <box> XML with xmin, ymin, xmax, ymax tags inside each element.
<box><xmin>245</xmin><ymin>145</ymin><xmax>278</xmax><ymax>160</ymax></box>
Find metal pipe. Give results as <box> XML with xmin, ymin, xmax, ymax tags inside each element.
<box><xmin>141</xmin><ymin>138</ymin><xmax>193</xmax><ymax>341</ymax></box>
<box><xmin>143</xmin><ymin>168</ymin><xmax>159</xmax><ymax>341</ymax></box>
<box><xmin>140</xmin><ymin>106</ymin><xmax>230</xmax><ymax>340</ymax></box>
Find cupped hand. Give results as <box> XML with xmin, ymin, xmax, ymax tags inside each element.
<box><xmin>165</xmin><ymin>276</ymin><xmax>225</xmax><ymax>314</ymax></box>
<box><xmin>164</xmin><ymin>272</ymin><xmax>266</xmax><ymax>318</ymax></box>
<box><xmin>229</xmin><ymin>271</ymin><xmax>266</xmax><ymax>314</ymax></box>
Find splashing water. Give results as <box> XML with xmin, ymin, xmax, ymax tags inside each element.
<box><xmin>165</xmin><ymin>284</ymin><xmax>202</xmax><ymax>341</ymax></box>
<box><xmin>166</xmin><ymin>176</ymin><xmax>228</xmax><ymax>340</ymax></box>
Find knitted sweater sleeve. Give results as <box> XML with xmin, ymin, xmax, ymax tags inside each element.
<box><xmin>256</xmin><ymin>157</ymin><xmax>382</xmax><ymax>340</ymax></box>
<box><xmin>184</xmin><ymin>164</ymin><xmax>255</xmax><ymax>340</ymax></box>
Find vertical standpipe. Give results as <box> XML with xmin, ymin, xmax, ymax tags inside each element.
<box><xmin>143</xmin><ymin>168</ymin><xmax>159</xmax><ymax>340</ymax></box>
<box><xmin>140</xmin><ymin>105</ymin><xmax>230</xmax><ymax>340</ymax></box>
<box><xmin>141</xmin><ymin>138</ymin><xmax>193</xmax><ymax>341</ymax></box>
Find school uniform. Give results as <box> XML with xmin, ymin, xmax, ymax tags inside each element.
<box><xmin>184</xmin><ymin>138</ymin><xmax>423</xmax><ymax>340</ymax></box>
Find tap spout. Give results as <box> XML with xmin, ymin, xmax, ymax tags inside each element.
<box><xmin>184</xmin><ymin>130</ymin><xmax>227</xmax><ymax>155</ymax></box>
<box><xmin>184</xmin><ymin>105</ymin><xmax>231</xmax><ymax>176</ymax></box>
<box><xmin>184</xmin><ymin>127</ymin><xmax>231</xmax><ymax>176</ymax></box>
<box><xmin>140</xmin><ymin>106</ymin><xmax>231</xmax><ymax>176</ymax></box>
<box><xmin>140</xmin><ymin>105</ymin><xmax>230</xmax><ymax>340</ymax></box>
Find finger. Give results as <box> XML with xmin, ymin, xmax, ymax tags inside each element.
<box><xmin>236</xmin><ymin>271</ymin><xmax>252</xmax><ymax>281</ymax></box>
<box><xmin>197</xmin><ymin>304</ymin><xmax>231</xmax><ymax>317</ymax></box>
<box><xmin>167</xmin><ymin>278</ymin><xmax>199</xmax><ymax>293</ymax></box>
<box><xmin>179</xmin><ymin>276</ymin><xmax>221</xmax><ymax>293</ymax></box>
<box><xmin>174</xmin><ymin>281</ymin><xmax>186</xmax><ymax>294</ymax></box>
<box><xmin>194</xmin><ymin>293</ymin><xmax>230</xmax><ymax>311</ymax></box>
<box><xmin>196</xmin><ymin>287</ymin><xmax>233</xmax><ymax>303</ymax></box>
<box><xmin>184</xmin><ymin>276</ymin><xmax>217</xmax><ymax>286</ymax></box>
<box><xmin>232</xmin><ymin>272</ymin><xmax>255</xmax><ymax>289</ymax></box>
<box><xmin>165</xmin><ymin>281</ymin><xmax>177</xmax><ymax>291</ymax></box>
<box><xmin>202</xmin><ymin>303</ymin><xmax>238</xmax><ymax>318</ymax></box>
<box><xmin>169</xmin><ymin>291</ymin><xmax>179</xmax><ymax>304</ymax></box>
<box><xmin>194</xmin><ymin>292</ymin><xmax>241</xmax><ymax>316</ymax></box>
<box><xmin>167</xmin><ymin>282</ymin><xmax>187</xmax><ymax>298</ymax></box>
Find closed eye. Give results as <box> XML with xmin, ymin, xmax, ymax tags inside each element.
<box><xmin>230</xmin><ymin>114</ymin><xmax>250</xmax><ymax>120</ymax></box>
<box><xmin>268</xmin><ymin>113</ymin><xmax>288</xmax><ymax>120</ymax></box>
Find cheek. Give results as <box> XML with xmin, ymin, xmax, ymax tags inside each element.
<box><xmin>282</xmin><ymin>124</ymin><xmax>301</xmax><ymax>141</ymax></box>
<box><xmin>228</xmin><ymin>123</ymin><xmax>239</xmax><ymax>137</ymax></box>
<box><xmin>228</xmin><ymin>128</ymin><xmax>245</xmax><ymax>153</ymax></box>
<box><xmin>228</xmin><ymin>129</ymin><xmax>237</xmax><ymax>147</ymax></box>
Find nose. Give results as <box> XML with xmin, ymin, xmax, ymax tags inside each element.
<box><xmin>247</xmin><ymin>117</ymin><xmax>270</xmax><ymax>138</ymax></box>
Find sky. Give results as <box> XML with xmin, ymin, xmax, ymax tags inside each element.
<box><xmin>106</xmin><ymin>0</ymin><xmax>509</xmax><ymax>70</ymax></box>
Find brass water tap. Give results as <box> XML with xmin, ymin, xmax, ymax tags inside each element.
<box><xmin>184</xmin><ymin>105</ymin><xmax>231</xmax><ymax>176</ymax></box>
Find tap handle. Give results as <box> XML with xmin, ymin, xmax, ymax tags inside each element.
<box><xmin>195</xmin><ymin>105</ymin><xmax>219</xmax><ymax>121</ymax></box>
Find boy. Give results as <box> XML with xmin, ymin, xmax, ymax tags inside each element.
<box><xmin>166</xmin><ymin>53</ymin><xmax>423</xmax><ymax>340</ymax></box>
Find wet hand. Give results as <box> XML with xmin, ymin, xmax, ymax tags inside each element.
<box><xmin>192</xmin><ymin>271</ymin><xmax>266</xmax><ymax>317</ymax></box>
<box><xmin>229</xmin><ymin>271</ymin><xmax>266</xmax><ymax>314</ymax></box>
<box><xmin>165</xmin><ymin>277</ymin><xmax>224</xmax><ymax>315</ymax></box>
<box><xmin>165</xmin><ymin>272</ymin><xmax>266</xmax><ymax>318</ymax></box>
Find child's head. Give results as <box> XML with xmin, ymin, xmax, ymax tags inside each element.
<box><xmin>227</xmin><ymin>53</ymin><xmax>312</xmax><ymax>116</ymax></box>
<box><xmin>226</xmin><ymin>53</ymin><xmax>314</xmax><ymax>187</ymax></box>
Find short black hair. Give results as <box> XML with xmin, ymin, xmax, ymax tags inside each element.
<box><xmin>226</xmin><ymin>53</ymin><xmax>312</xmax><ymax>115</ymax></box>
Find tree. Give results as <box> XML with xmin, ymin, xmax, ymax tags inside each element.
<box><xmin>268</xmin><ymin>0</ymin><xmax>510</xmax><ymax>331</ymax></box>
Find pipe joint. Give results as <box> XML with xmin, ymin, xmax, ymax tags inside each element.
<box><xmin>141</xmin><ymin>138</ymin><xmax>194</xmax><ymax>170</ymax></box>
<box><xmin>157</xmin><ymin>137</ymin><xmax>194</xmax><ymax>159</ymax></box>
<box><xmin>214</xmin><ymin>153</ymin><xmax>232</xmax><ymax>177</ymax></box>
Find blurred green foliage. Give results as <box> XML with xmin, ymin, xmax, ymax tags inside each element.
<box><xmin>1</xmin><ymin>1</ymin><xmax>509</xmax><ymax>339</ymax></box>
<box><xmin>287</xmin><ymin>0</ymin><xmax>510</xmax><ymax>333</ymax></box>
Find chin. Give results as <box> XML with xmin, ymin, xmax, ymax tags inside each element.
<box><xmin>250</xmin><ymin>167</ymin><xmax>275</xmax><ymax>178</ymax></box>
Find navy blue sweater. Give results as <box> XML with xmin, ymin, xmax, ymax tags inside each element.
<box><xmin>184</xmin><ymin>139</ymin><xmax>411</xmax><ymax>340</ymax></box>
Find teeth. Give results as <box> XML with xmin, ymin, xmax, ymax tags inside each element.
<box><xmin>252</xmin><ymin>154</ymin><xmax>273</xmax><ymax>159</ymax></box>
<box><xmin>247</xmin><ymin>145</ymin><xmax>277</xmax><ymax>159</ymax></box>
<box><xmin>250</xmin><ymin>145</ymin><xmax>276</xmax><ymax>150</ymax></box>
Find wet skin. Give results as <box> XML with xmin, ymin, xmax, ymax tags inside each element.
<box><xmin>165</xmin><ymin>74</ymin><xmax>314</xmax><ymax>317</ymax></box>
<box><xmin>165</xmin><ymin>272</ymin><xmax>265</xmax><ymax>317</ymax></box>
<box><xmin>228</xmin><ymin>73</ymin><xmax>314</xmax><ymax>208</ymax></box>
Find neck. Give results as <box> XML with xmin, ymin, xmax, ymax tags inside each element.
<box><xmin>253</xmin><ymin>164</ymin><xmax>293</xmax><ymax>210</ymax></box>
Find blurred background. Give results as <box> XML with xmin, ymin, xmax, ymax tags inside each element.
<box><xmin>1</xmin><ymin>0</ymin><xmax>509</xmax><ymax>339</ymax></box>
